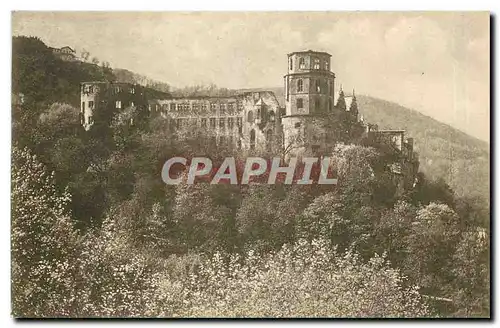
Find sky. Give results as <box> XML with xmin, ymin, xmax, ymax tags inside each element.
<box><xmin>11</xmin><ymin>11</ymin><xmax>490</xmax><ymax>142</ymax></box>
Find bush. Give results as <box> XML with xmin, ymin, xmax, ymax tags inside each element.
<box><xmin>168</xmin><ymin>239</ymin><xmax>430</xmax><ymax>318</ymax></box>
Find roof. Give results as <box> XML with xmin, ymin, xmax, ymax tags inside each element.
<box><xmin>60</xmin><ymin>46</ymin><xmax>75</xmax><ymax>52</ymax></box>
<box><xmin>254</xmin><ymin>98</ymin><xmax>266</xmax><ymax>106</ymax></box>
<box><xmin>288</xmin><ymin>50</ymin><xmax>331</xmax><ymax>57</ymax></box>
<box><xmin>51</xmin><ymin>46</ymin><xmax>75</xmax><ymax>52</ymax></box>
<box><xmin>377</xmin><ymin>129</ymin><xmax>406</xmax><ymax>134</ymax></box>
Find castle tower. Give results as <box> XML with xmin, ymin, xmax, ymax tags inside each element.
<box><xmin>282</xmin><ymin>50</ymin><xmax>335</xmax><ymax>157</ymax></box>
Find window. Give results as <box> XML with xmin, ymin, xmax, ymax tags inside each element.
<box><xmin>295</xmin><ymin>122</ymin><xmax>301</xmax><ymax>128</ymax></box>
<box><xmin>192</xmin><ymin>103</ymin><xmax>200</xmax><ymax>112</ymax></box>
<box><xmin>297</xmin><ymin>79</ymin><xmax>303</xmax><ymax>92</ymax></box>
<box><xmin>201</xmin><ymin>118</ymin><xmax>207</xmax><ymax>127</ymax></box>
<box><xmin>130</xmin><ymin>101</ymin><xmax>135</xmax><ymax>107</ymax></box>
<box><xmin>210</xmin><ymin>118</ymin><xmax>216</xmax><ymax>128</ymax></box>
<box><xmin>210</xmin><ymin>103</ymin><xmax>217</xmax><ymax>113</ymax></box>
<box><xmin>299</xmin><ymin>57</ymin><xmax>305</xmax><ymax>69</ymax></box>
<box><xmin>162</xmin><ymin>104</ymin><xmax>168</xmax><ymax>111</ymax></box>
<box><xmin>325</xmin><ymin>61</ymin><xmax>329</xmax><ymax>71</ymax></box>
<box><xmin>269</xmin><ymin>110</ymin><xmax>275</xmax><ymax>122</ymax></box>
<box><xmin>247</xmin><ymin>111</ymin><xmax>254</xmax><ymax>123</ymax></box>
<box><xmin>219</xmin><ymin>118</ymin><xmax>225</xmax><ymax>129</ymax></box>
<box><xmin>79</xmin><ymin>112</ymin><xmax>84</xmax><ymax>125</ymax></box>
<box><xmin>88</xmin><ymin>101</ymin><xmax>94</xmax><ymax>109</ymax></box>
<box><xmin>89</xmin><ymin>86</ymin><xmax>94</xmax><ymax>93</ymax></box>
<box><xmin>237</xmin><ymin>117</ymin><xmax>242</xmax><ymax>127</ymax></box>
<box><xmin>220</xmin><ymin>103</ymin><xmax>226</xmax><ymax>115</ymax></box>
<box><xmin>115</xmin><ymin>86</ymin><xmax>121</xmax><ymax>93</ymax></box>
<box><xmin>297</xmin><ymin>98</ymin><xmax>303</xmax><ymax>109</ymax></box>
<box><xmin>266</xmin><ymin>129</ymin><xmax>273</xmax><ymax>140</ymax></box>
<box><xmin>228</xmin><ymin>117</ymin><xmax>234</xmax><ymax>129</ymax></box>
<box><xmin>201</xmin><ymin>103</ymin><xmax>208</xmax><ymax>111</ymax></box>
<box><xmin>170</xmin><ymin>103</ymin><xmax>176</xmax><ymax>111</ymax></box>
<box><xmin>82</xmin><ymin>102</ymin><xmax>85</xmax><ymax>110</ymax></box>
<box><xmin>316</xmin><ymin>80</ymin><xmax>321</xmax><ymax>93</ymax></box>
<box><xmin>314</xmin><ymin>58</ymin><xmax>320</xmax><ymax>69</ymax></box>
<box><xmin>289</xmin><ymin>58</ymin><xmax>293</xmax><ymax>70</ymax></box>
<box><xmin>129</xmin><ymin>87</ymin><xmax>135</xmax><ymax>94</ymax></box>
<box><xmin>228</xmin><ymin>103</ymin><xmax>234</xmax><ymax>113</ymax></box>
<box><xmin>87</xmin><ymin>115</ymin><xmax>93</xmax><ymax>125</ymax></box>
<box><xmin>116</xmin><ymin>100</ymin><xmax>122</xmax><ymax>109</ymax></box>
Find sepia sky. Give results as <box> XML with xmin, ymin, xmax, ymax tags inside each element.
<box><xmin>12</xmin><ymin>12</ymin><xmax>490</xmax><ymax>142</ymax></box>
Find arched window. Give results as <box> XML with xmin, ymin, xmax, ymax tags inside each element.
<box><xmin>297</xmin><ymin>98</ymin><xmax>303</xmax><ymax>109</ymax></box>
<box><xmin>297</xmin><ymin>79</ymin><xmax>303</xmax><ymax>92</ymax></box>
<box><xmin>314</xmin><ymin>58</ymin><xmax>320</xmax><ymax>69</ymax></box>
<box><xmin>269</xmin><ymin>110</ymin><xmax>275</xmax><ymax>122</ymax></box>
<box><xmin>266</xmin><ymin>129</ymin><xmax>273</xmax><ymax>140</ymax></box>
<box><xmin>247</xmin><ymin>111</ymin><xmax>254</xmax><ymax>123</ymax></box>
<box><xmin>299</xmin><ymin>57</ymin><xmax>305</xmax><ymax>69</ymax></box>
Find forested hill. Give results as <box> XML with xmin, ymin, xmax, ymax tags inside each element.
<box><xmin>12</xmin><ymin>35</ymin><xmax>489</xmax><ymax>202</ymax></box>
<box><xmin>12</xmin><ymin>36</ymin><xmax>171</xmax><ymax>110</ymax></box>
<box><xmin>356</xmin><ymin>95</ymin><xmax>489</xmax><ymax>202</ymax></box>
<box><xmin>12</xmin><ymin>36</ymin><xmax>115</xmax><ymax>108</ymax></box>
<box><xmin>247</xmin><ymin>87</ymin><xmax>489</xmax><ymax>202</ymax></box>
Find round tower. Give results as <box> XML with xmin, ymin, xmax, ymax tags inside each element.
<box><xmin>282</xmin><ymin>50</ymin><xmax>335</xmax><ymax>157</ymax></box>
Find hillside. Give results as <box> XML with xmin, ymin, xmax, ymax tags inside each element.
<box><xmin>248</xmin><ymin>87</ymin><xmax>489</xmax><ymax>201</ymax></box>
<box><xmin>12</xmin><ymin>36</ymin><xmax>489</xmax><ymax>202</ymax></box>
<box><xmin>356</xmin><ymin>95</ymin><xmax>489</xmax><ymax>201</ymax></box>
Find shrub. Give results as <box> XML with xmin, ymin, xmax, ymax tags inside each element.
<box><xmin>170</xmin><ymin>238</ymin><xmax>430</xmax><ymax>318</ymax></box>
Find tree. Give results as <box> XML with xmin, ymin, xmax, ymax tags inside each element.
<box><xmin>80</xmin><ymin>49</ymin><xmax>90</xmax><ymax>62</ymax></box>
<box><xmin>11</xmin><ymin>147</ymin><xmax>79</xmax><ymax>317</ymax></box>
<box><xmin>73</xmin><ymin>214</ymin><xmax>162</xmax><ymax>317</ymax></box>
<box><xmin>404</xmin><ymin>203</ymin><xmax>461</xmax><ymax>299</ymax></box>
<box><xmin>173</xmin><ymin>239</ymin><xmax>430</xmax><ymax>317</ymax></box>
<box><xmin>450</xmin><ymin>228</ymin><xmax>490</xmax><ymax>317</ymax></box>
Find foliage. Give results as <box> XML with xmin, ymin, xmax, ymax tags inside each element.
<box><xmin>167</xmin><ymin>239</ymin><xmax>430</xmax><ymax>318</ymax></box>
<box><xmin>11</xmin><ymin>147</ymin><xmax>79</xmax><ymax>317</ymax></box>
<box><xmin>73</xmin><ymin>215</ymin><xmax>162</xmax><ymax>317</ymax></box>
<box><xmin>10</xmin><ymin>35</ymin><xmax>490</xmax><ymax>318</ymax></box>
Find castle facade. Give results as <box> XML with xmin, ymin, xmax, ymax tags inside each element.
<box><xmin>80</xmin><ymin>50</ymin><xmax>419</xmax><ymax>191</ymax></box>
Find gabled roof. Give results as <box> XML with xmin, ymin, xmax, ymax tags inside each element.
<box><xmin>60</xmin><ymin>46</ymin><xmax>75</xmax><ymax>52</ymax></box>
<box><xmin>287</xmin><ymin>50</ymin><xmax>331</xmax><ymax>57</ymax></box>
<box><xmin>254</xmin><ymin>98</ymin><xmax>266</xmax><ymax>106</ymax></box>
